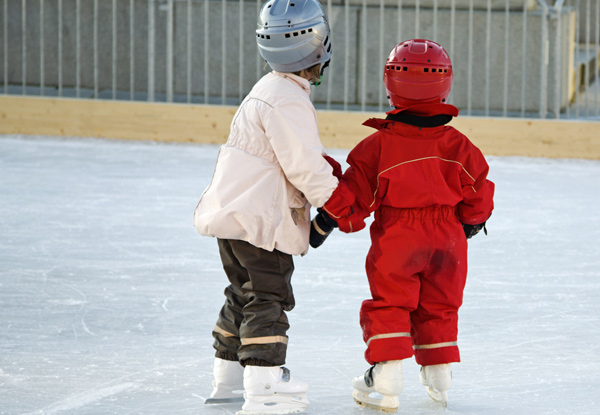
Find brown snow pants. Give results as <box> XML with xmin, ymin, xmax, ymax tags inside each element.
<box><xmin>212</xmin><ymin>238</ymin><xmax>295</xmax><ymax>367</ymax></box>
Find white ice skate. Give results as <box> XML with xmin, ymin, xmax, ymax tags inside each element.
<box><xmin>236</xmin><ymin>366</ymin><xmax>309</xmax><ymax>415</ymax></box>
<box><xmin>204</xmin><ymin>358</ymin><xmax>245</xmax><ymax>404</ymax></box>
<box><xmin>352</xmin><ymin>360</ymin><xmax>403</xmax><ymax>413</ymax></box>
<box><xmin>419</xmin><ymin>364</ymin><xmax>452</xmax><ymax>407</ymax></box>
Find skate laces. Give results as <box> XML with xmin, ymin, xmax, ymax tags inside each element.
<box><xmin>364</xmin><ymin>365</ymin><xmax>375</xmax><ymax>387</ymax></box>
<box><xmin>281</xmin><ymin>367</ymin><xmax>291</xmax><ymax>382</ymax></box>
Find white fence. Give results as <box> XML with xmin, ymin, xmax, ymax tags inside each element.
<box><xmin>1</xmin><ymin>0</ymin><xmax>599</xmax><ymax>119</ymax></box>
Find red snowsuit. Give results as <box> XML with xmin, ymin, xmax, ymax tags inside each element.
<box><xmin>323</xmin><ymin>103</ymin><xmax>494</xmax><ymax>366</ymax></box>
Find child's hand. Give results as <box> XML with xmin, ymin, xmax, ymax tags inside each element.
<box><xmin>310</xmin><ymin>209</ymin><xmax>338</xmax><ymax>248</ymax></box>
<box><xmin>463</xmin><ymin>222</ymin><xmax>487</xmax><ymax>239</ymax></box>
<box><xmin>335</xmin><ymin>210</ymin><xmax>366</xmax><ymax>234</ymax></box>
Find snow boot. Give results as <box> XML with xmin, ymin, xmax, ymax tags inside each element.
<box><xmin>236</xmin><ymin>366</ymin><xmax>309</xmax><ymax>415</ymax></box>
<box><xmin>419</xmin><ymin>364</ymin><xmax>452</xmax><ymax>407</ymax></box>
<box><xmin>205</xmin><ymin>358</ymin><xmax>245</xmax><ymax>404</ymax></box>
<box><xmin>352</xmin><ymin>360</ymin><xmax>403</xmax><ymax>413</ymax></box>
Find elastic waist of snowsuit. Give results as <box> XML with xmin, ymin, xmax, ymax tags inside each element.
<box><xmin>378</xmin><ymin>205</ymin><xmax>457</xmax><ymax>221</ymax></box>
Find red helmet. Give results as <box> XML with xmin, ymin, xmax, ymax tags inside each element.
<box><xmin>383</xmin><ymin>39</ymin><xmax>453</xmax><ymax>108</ymax></box>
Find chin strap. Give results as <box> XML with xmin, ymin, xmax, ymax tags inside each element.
<box><xmin>311</xmin><ymin>59</ymin><xmax>330</xmax><ymax>86</ymax></box>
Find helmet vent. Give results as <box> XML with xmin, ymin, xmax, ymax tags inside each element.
<box><xmin>386</xmin><ymin>65</ymin><xmax>408</xmax><ymax>71</ymax></box>
<box><xmin>284</xmin><ymin>29</ymin><xmax>313</xmax><ymax>39</ymax></box>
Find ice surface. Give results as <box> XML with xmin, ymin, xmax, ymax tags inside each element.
<box><xmin>1</xmin><ymin>134</ymin><xmax>599</xmax><ymax>415</ymax></box>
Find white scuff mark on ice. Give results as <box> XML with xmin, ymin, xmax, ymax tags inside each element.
<box><xmin>24</xmin><ymin>382</ymin><xmax>140</xmax><ymax>415</ymax></box>
<box><xmin>162</xmin><ymin>297</ymin><xmax>171</xmax><ymax>312</ymax></box>
<box><xmin>47</xmin><ymin>299</ymin><xmax>88</xmax><ymax>306</ymax></box>
<box><xmin>80</xmin><ymin>311</ymin><xmax>97</xmax><ymax>337</ymax></box>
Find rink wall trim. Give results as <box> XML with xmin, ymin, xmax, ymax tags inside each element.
<box><xmin>1</xmin><ymin>96</ymin><xmax>599</xmax><ymax>159</ymax></box>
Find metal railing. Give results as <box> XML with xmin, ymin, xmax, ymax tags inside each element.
<box><xmin>1</xmin><ymin>0</ymin><xmax>599</xmax><ymax>119</ymax></box>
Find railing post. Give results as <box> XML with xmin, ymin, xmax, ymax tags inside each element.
<box><xmin>521</xmin><ymin>0</ymin><xmax>527</xmax><ymax>116</ymax></box>
<box><xmin>148</xmin><ymin>0</ymin><xmax>155</xmax><ymax>102</ymax></box>
<box><xmin>594</xmin><ymin>3</ymin><xmax>600</xmax><ymax>115</ymax></box>
<box><xmin>76</xmin><ymin>0</ymin><xmax>81</xmax><ymax>98</ymax></box>
<box><xmin>538</xmin><ymin>0</ymin><xmax>549</xmax><ymax>119</ymax></box>
<box><xmin>204</xmin><ymin>0</ymin><xmax>210</xmax><ymax>103</ymax></box>
<box><xmin>221</xmin><ymin>0</ymin><xmax>226</xmax><ymax>104</ymax></box>
<box><xmin>112</xmin><ymin>0</ymin><xmax>117</xmax><ymax>100</ymax></box>
<box><xmin>326</xmin><ymin>0</ymin><xmax>332</xmax><ymax>109</ymax></box>
<box><xmin>379</xmin><ymin>0</ymin><xmax>384</xmax><ymax>112</ymax></box>
<box><xmin>167</xmin><ymin>0</ymin><xmax>174</xmax><ymax>103</ymax></box>
<box><xmin>467</xmin><ymin>0</ymin><xmax>473</xmax><ymax>115</ymax></box>
<box><xmin>130</xmin><ymin>0</ymin><xmax>135</xmax><ymax>100</ymax></box>
<box><xmin>503</xmin><ymin>0</ymin><xmax>509</xmax><ymax>117</ymax></box>
<box><xmin>553</xmin><ymin>1</ymin><xmax>566</xmax><ymax>119</ymax></box>
<box><xmin>21</xmin><ymin>0</ymin><xmax>26</xmax><ymax>95</ymax></box>
<box><xmin>40</xmin><ymin>0</ymin><xmax>44</xmax><ymax>96</ymax></box>
<box><xmin>485</xmin><ymin>0</ymin><xmax>491</xmax><ymax>116</ymax></box>
<box><xmin>238</xmin><ymin>0</ymin><xmax>244</xmax><ymax>103</ymax></box>
<box><xmin>3</xmin><ymin>0</ymin><xmax>7</xmax><ymax>94</ymax></box>
<box><xmin>94</xmin><ymin>0</ymin><xmax>98</xmax><ymax>98</ymax></box>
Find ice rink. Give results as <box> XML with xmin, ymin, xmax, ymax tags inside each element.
<box><xmin>1</xmin><ymin>134</ymin><xmax>599</xmax><ymax>415</ymax></box>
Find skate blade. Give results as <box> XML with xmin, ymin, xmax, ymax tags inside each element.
<box><xmin>204</xmin><ymin>396</ymin><xmax>245</xmax><ymax>404</ymax></box>
<box><xmin>236</xmin><ymin>393</ymin><xmax>309</xmax><ymax>415</ymax></box>
<box><xmin>425</xmin><ymin>387</ymin><xmax>448</xmax><ymax>407</ymax></box>
<box><xmin>236</xmin><ymin>408</ymin><xmax>307</xmax><ymax>415</ymax></box>
<box><xmin>352</xmin><ymin>390</ymin><xmax>398</xmax><ymax>413</ymax></box>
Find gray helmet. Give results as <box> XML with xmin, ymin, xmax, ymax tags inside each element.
<box><xmin>256</xmin><ymin>0</ymin><xmax>332</xmax><ymax>73</ymax></box>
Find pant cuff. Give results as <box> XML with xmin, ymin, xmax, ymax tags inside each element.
<box><xmin>414</xmin><ymin>346</ymin><xmax>460</xmax><ymax>366</ymax></box>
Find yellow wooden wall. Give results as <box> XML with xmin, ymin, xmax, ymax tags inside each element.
<box><xmin>1</xmin><ymin>95</ymin><xmax>599</xmax><ymax>159</ymax></box>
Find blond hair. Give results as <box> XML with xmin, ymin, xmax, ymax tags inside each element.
<box><xmin>293</xmin><ymin>63</ymin><xmax>322</xmax><ymax>83</ymax></box>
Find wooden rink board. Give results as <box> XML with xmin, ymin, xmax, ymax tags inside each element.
<box><xmin>1</xmin><ymin>95</ymin><xmax>599</xmax><ymax>159</ymax></box>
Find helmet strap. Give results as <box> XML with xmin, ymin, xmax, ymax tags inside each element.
<box><xmin>311</xmin><ymin>59</ymin><xmax>330</xmax><ymax>87</ymax></box>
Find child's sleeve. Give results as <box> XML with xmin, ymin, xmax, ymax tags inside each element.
<box><xmin>265</xmin><ymin>98</ymin><xmax>339</xmax><ymax>208</ymax></box>
<box><xmin>458</xmin><ymin>146</ymin><xmax>495</xmax><ymax>226</ymax></box>
<box><xmin>323</xmin><ymin>135</ymin><xmax>381</xmax><ymax>233</ymax></box>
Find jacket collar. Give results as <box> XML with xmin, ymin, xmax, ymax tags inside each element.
<box><xmin>363</xmin><ymin>103</ymin><xmax>459</xmax><ymax>130</ymax></box>
<box><xmin>272</xmin><ymin>71</ymin><xmax>311</xmax><ymax>96</ymax></box>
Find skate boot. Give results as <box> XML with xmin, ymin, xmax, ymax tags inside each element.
<box><xmin>236</xmin><ymin>366</ymin><xmax>309</xmax><ymax>415</ymax></box>
<box><xmin>352</xmin><ymin>360</ymin><xmax>403</xmax><ymax>413</ymax></box>
<box><xmin>205</xmin><ymin>358</ymin><xmax>245</xmax><ymax>404</ymax></box>
<box><xmin>419</xmin><ymin>364</ymin><xmax>452</xmax><ymax>407</ymax></box>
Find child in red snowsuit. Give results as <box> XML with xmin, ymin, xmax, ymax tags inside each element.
<box><xmin>310</xmin><ymin>39</ymin><xmax>494</xmax><ymax>411</ymax></box>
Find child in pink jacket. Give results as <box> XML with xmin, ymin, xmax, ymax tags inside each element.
<box><xmin>194</xmin><ymin>1</ymin><xmax>339</xmax><ymax>414</ymax></box>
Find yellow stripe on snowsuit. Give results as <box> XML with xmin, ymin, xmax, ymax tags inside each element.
<box><xmin>366</xmin><ymin>332</ymin><xmax>411</xmax><ymax>346</ymax></box>
<box><xmin>241</xmin><ymin>336</ymin><xmax>289</xmax><ymax>346</ymax></box>
<box><xmin>413</xmin><ymin>341</ymin><xmax>458</xmax><ymax>350</ymax></box>
<box><xmin>213</xmin><ymin>325</ymin><xmax>236</xmax><ymax>338</ymax></box>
